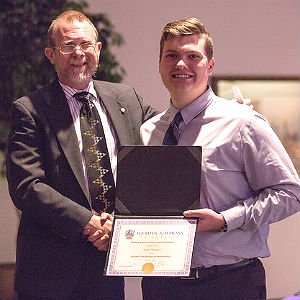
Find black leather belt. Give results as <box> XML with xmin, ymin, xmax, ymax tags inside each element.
<box><xmin>181</xmin><ymin>258</ymin><xmax>258</xmax><ymax>280</ymax></box>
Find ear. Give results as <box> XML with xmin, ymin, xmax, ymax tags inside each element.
<box><xmin>158</xmin><ymin>59</ymin><xmax>162</xmax><ymax>75</ymax></box>
<box><xmin>96</xmin><ymin>42</ymin><xmax>102</xmax><ymax>57</ymax></box>
<box><xmin>96</xmin><ymin>42</ymin><xmax>102</xmax><ymax>51</ymax></box>
<box><xmin>44</xmin><ymin>47</ymin><xmax>55</xmax><ymax>65</ymax></box>
<box><xmin>208</xmin><ymin>57</ymin><xmax>215</xmax><ymax>75</ymax></box>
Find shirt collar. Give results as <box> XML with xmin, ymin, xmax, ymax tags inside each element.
<box><xmin>167</xmin><ymin>86</ymin><xmax>215</xmax><ymax>125</ymax></box>
<box><xmin>59</xmin><ymin>81</ymin><xmax>98</xmax><ymax>101</ymax></box>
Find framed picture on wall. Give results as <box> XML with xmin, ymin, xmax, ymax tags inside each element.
<box><xmin>211</xmin><ymin>76</ymin><xmax>300</xmax><ymax>174</ymax></box>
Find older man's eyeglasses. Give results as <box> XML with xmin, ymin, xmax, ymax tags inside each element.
<box><xmin>52</xmin><ymin>42</ymin><xmax>97</xmax><ymax>55</ymax></box>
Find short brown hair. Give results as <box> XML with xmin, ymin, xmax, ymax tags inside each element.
<box><xmin>47</xmin><ymin>10</ymin><xmax>99</xmax><ymax>47</ymax></box>
<box><xmin>159</xmin><ymin>17</ymin><xmax>213</xmax><ymax>61</ymax></box>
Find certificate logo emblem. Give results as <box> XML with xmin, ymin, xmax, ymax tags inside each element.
<box><xmin>125</xmin><ymin>229</ymin><xmax>135</xmax><ymax>239</ymax></box>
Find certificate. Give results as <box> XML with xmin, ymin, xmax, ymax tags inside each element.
<box><xmin>104</xmin><ymin>146</ymin><xmax>201</xmax><ymax>277</ymax></box>
<box><xmin>104</xmin><ymin>216</ymin><xmax>197</xmax><ymax>276</ymax></box>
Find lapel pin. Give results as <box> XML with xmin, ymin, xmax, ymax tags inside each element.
<box><xmin>120</xmin><ymin>107</ymin><xmax>126</xmax><ymax>114</ymax></box>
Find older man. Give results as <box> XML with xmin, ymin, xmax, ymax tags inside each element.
<box><xmin>6</xmin><ymin>10</ymin><xmax>156</xmax><ymax>300</ymax></box>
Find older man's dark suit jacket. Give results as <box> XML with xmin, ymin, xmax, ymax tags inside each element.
<box><xmin>6</xmin><ymin>78</ymin><xmax>157</xmax><ymax>298</ymax></box>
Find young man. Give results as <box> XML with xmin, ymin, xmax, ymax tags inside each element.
<box><xmin>6</xmin><ymin>10</ymin><xmax>156</xmax><ymax>300</ymax></box>
<box><xmin>140</xmin><ymin>17</ymin><xmax>300</xmax><ymax>300</ymax></box>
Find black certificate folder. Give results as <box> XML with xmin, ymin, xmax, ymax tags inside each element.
<box><xmin>115</xmin><ymin>146</ymin><xmax>202</xmax><ymax>216</ymax></box>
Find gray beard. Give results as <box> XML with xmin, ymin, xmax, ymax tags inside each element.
<box><xmin>57</xmin><ymin>66</ymin><xmax>97</xmax><ymax>86</ymax></box>
<box><xmin>68</xmin><ymin>69</ymin><xmax>95</xmax><ymax>85</ymax></box>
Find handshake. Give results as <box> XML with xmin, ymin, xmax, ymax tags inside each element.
<box><xmin>82</xmin><ymin>212</ymin><xmax>113</xmax><ymax>251</ymax></box>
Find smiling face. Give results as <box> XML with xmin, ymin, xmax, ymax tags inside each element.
<box><xmin>44</xmin><ymin>19</ymin><xmax>101</xmax><ymax>89</ymax></box>
<box><xmin>159</xmin><ymin>34</ymin><xmax>215</xmax><ymax>109</ymax></box>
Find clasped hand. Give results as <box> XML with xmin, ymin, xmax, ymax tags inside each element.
<box><xmin>183</xmin><ymin>208</ymin><xmax>225</xmax><ymax>232</ymax></box>
<box><xmin>82</xmin><ymin>213</ymin><xmax>113</xmax><ymax>251</ymax></box>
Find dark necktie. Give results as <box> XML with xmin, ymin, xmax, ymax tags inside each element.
<box><xmin>74</xmin><ymin>92</ymin><xmax>115</xmax><ymax>214</ymax></box>
<box><xmin>163</xmin><ymin>111</ymin><xmax>183</xmax><ymax>145</ymax></box>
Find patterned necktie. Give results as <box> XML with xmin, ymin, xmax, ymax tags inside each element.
<box><xmin>74</xmin><ymin>92</ymin><xmax>115</xmax><ymax>214</ymax></box>
<box><xmin>163</xmin><ymin>111</ymin><xmax>183</xmax><ymax>145</ymax></box>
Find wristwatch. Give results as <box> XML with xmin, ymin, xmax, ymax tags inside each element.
<box><xmin>219</xmin><ymin>214</ymin><xmax>228</xmax><ymax>232</ymax></box>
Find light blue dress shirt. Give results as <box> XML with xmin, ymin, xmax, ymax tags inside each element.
<box><xmin>140</xmin><ymin>86</ymin><xmax>300</xmax><ymax>268</ymax></box>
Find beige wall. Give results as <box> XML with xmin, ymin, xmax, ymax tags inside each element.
<box><xmin>0</xmin><ymin>180</ymin><xmax>18</xmax><ymax>263</ymax></box>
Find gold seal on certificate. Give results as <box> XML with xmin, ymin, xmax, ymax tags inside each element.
<box><xmin>142</xmin><ymin>263</ymin><xmax>154</xmax><ymax>274</ymax></box>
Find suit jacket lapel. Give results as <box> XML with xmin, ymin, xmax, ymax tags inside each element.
<box><xmin>93</xmin><ymin>81</ymin><xmax>134</xmax><ymax>147</ymax></box>
<box><xmin>43</xmin><ymin>79</ymin><xmax>89</xmax><ymax>202</ymax></box>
